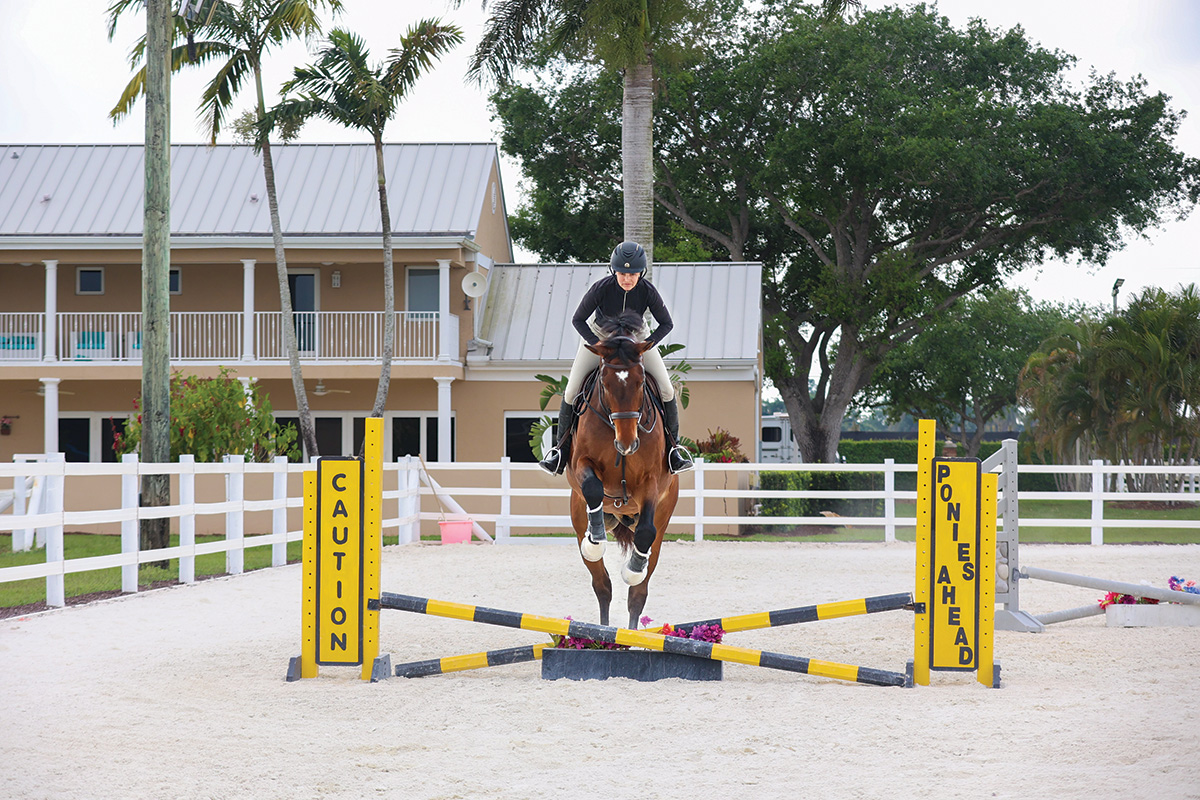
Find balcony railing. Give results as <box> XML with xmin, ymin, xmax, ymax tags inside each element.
<box><xmin>0</xmin><ymin>311</ymin><xmax>451</xmax><ymax>363</ymax></box>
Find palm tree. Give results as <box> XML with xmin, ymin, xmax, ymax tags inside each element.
<box><xmin>107</xmin><ymin>0</ymin><xmax>343</xmax><ymax>459</ymax></box>
<box><xmin>263</xmin><ymin>24</ymin><xmax>463</xmax><ymax>419</ymax></box>
<box><xmin>458</xmin><ymin>0</ymin><xmax>705</xmax><ymax>265</ymax></box>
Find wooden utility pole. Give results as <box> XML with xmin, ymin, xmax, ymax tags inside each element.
<box><xmin>141</xmin><ymin>0</ymin><xmax>172</xmax><ymax>556</ymax></box>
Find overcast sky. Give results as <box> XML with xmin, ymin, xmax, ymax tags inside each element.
<box><xmin>1</xmin><ymin>0</ymin><xmax>1197</xmax><ymax>310</ymax></box>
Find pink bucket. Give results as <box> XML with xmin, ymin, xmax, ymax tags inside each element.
<box><xmin>438</xmin><ymin>519</ymin><xmax>473</xmax><ymax>544</ymax></box>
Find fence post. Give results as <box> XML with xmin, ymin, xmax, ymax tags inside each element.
<box><xmin>1090</xmin><ymin>459</ymin><xmax>1105</xmax><ymax>546</ymax></box>
<box><xmin>120</xmin><ymin>453</ymin><xmax>139</xmax><ymax>594</ymax></box>
<box><xmin>272</xmin><ymin>455</ymin><xmax>288</xmax><ymax>566</ymax></box>
<box><xmin>694</xmin><ymin>457</ymin><xmax>705</xmax><ymax>542</ymax></box>
<box><xmin>12</xmin><ymin>466</ymin><xmax>30</xmax><ymax>552</ymax></box>
<box><xmin>45</xmin><ymin>453</ymin><xmax>65</xmax><ymax>607</ymax></box>
<box><xmin>179</xmin><ymin>454</ymin><xmax>196</xmax><ymax>584</ymax></box>
<box><xmin>400</xmin><ymin>455</ymin><xmax>418</xmax><ymax>544</ymax></box>
<box><xmin>883</xmin><ymin>458</ymin><xmax>896</xmax><ymax>543</ymax></box>
<box><xmin>225</xmin><ymin>454</ymin><xmax>245</xmax><ymax>574</ymax></box>
<box><xmin>497</xmin><ymin>456</ymin><xmax>511</xmax><ymax>543</ymax></box>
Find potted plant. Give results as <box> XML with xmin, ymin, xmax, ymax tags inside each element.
<box><xmin>1101</xmin><ymin>576</ymin><xmax>1200</xmax><ymax>627</ymax></box>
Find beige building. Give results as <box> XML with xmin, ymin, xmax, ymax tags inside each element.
<box><xmin>0</xmin><ymin>143</ymin><xmax>762</xmax><ymax>533</ymax></box>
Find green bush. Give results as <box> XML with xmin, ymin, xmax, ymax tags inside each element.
<box><xmin>116</xmin><ymin>368</ymin><xmax>298</xmax><ymax>462</ymax></box>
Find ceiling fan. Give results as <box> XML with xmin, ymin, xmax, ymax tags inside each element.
<box><xmin>27</xmin><ymin>385</ymin><xmax>76</xmax><ymax>396</ymax></box>
<box><xmin>312</xmin><ymin>381</ymin><xmax>350</xmax><ymax>397</ymax></box>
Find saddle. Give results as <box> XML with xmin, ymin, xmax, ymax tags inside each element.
<box><xmin>568</xmin><ymin>368</ymin><xmax>672</xmax><ymax>444</ymax></box>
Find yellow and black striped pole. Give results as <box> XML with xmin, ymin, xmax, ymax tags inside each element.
<box><xmin>391</xmin><ymin>592</ymin><xmax>915</xmax><ymax>678</ymax></box>
<box><xmin>373</xmin><ymin>592</ymin><xmax>910</xmax><ymax>687</ymax></box>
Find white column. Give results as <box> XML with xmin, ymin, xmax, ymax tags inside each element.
<box><xmin>40</xmin><ymin>377</ymin><xmax>60</xmax><ymax>454</ymax></box>
<box><xmin>241</xmin><ymin>259</ymin><xmax>256</xmax><ymax>361</ymax></box>
<box><xmin>437</xmin><ymin>258</ymin><xmax>451</xmax><ymax>361</ymax></box>
<box><xmin>435</xmin><ymin>376</ymin><xmax>454</xmax><ymax>462</ymax></box>
<box><xmin>43</xmin><ymin>259</ymin><xmax>58</xmax><ymax>361</ymax></box>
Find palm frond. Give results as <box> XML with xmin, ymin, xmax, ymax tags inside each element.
<box><xmin>199</xmin><ymin>49</ymin><xmax>255</xmax><ymax>143</ymax></box>
<box><xmin>384</xmin><ymin>20</ymin><xmax>465</xmax><ymax>95</ymax></box>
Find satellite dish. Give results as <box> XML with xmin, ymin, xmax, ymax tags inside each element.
<box><xmin>461</xmin><ymin>271</ymin><xmax>487</xmax><ymax>298</ymax></box>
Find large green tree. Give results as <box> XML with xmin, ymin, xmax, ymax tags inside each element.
<box><xmin>109</xmin><ymin>0</ymin><xmax>343</xmax><ymax>460</ymax></box>
<box><xmin>264</xmin><ymin>24</ymin><xmax>462</xmax><ymax>421</ymax></box>
<box><xmin>492</xmin><ymin>4</ymin><xmax>1200</xmax><ymax>461</ymax></box>
<box><xmin>853</xmin><ymin>288</ymin><xmax>1080</xmax><ymax>457</ymax></box>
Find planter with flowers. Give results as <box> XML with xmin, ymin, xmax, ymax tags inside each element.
<box><xmin>541</xmin><ymin>617</ymin><xmax>725</xmax><ymax>681</ymax></box>
<box><xmin>1102</xmin><ymin>576</ymin><xmax>1200</xmax><ymax>628</ymax></box>
<box><xmin>0</xmin><ymin>415</ymin><xmax>14</xmax><ymax>436</ymax></box>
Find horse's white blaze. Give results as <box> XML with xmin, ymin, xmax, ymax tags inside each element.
<box><xmin>616</xmin><ymin>370</ymin><xmax>629</xmax><ymax>384</ymax></box>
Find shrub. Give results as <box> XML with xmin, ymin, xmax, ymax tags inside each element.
<box><xmin>115</xmin><ymin>368</ymin><xmax>298</xmax><ymax>462</ymax></box>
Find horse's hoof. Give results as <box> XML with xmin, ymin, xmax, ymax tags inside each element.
<box><xmin>622</xmin><ymin>550</ymin><xmax>650</xmax><ymax>586</ymax></box>
<box><xmin>580</xmin><ymin>537</ymin><xmax>606</xmax><ymax>562</ymax></box>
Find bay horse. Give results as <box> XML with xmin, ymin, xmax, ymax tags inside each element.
<box><xmin>565</xmin><ymin>311</ymin><xmax>680</xmax><ymax>629</ymax></box>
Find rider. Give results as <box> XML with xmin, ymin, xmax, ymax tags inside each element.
<box><xmin>538</xmin><ymin>241</ymin><xmax>695</xmax><ymax>476</ymax></box>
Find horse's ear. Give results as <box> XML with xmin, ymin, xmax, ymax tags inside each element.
<box><xmin>585</xmin><ymin>342</ymin><xmax>608</xmax><ymax>358</ymax></box>
<box><xmin>638</xmin><ymin>341</ymin><xmax>657</xmax><ymax>355</ymax></box>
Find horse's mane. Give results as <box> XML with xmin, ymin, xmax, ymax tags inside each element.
<box><xmin>597</xmin><ymin>310</ymin><xmax>647</xmax><ymax>365</ymax></box>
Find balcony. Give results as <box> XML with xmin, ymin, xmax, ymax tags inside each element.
<box><xmin>0</xmin><ymin>310</ymin><xmax>458</xmax><ymax>363</ymax></box>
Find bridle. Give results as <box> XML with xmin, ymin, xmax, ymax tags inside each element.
<box><xmin>581</xmin><ymin>357</ymin><xmax>660</xmax><ymax>508</ymax></box>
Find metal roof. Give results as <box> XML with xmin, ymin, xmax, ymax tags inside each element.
<box><xmin>0</xmin><ymin>143</ymin><xmax>500</xmax><ymax>237</ymax></box>
<box><xmin>477</xmin><ymin>262</ymin><xmax>762</xmax><ymax>363</ymax></box>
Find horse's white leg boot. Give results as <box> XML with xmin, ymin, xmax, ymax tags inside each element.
<box><xmin>622</xmin><ymin>548</ymin><xmax>651</xmax><ymax>586</ymax></box>
<box><xmin>580</xmin><ymin>504</ymin><xmax>607</xmax><ymax>562</ymax></box>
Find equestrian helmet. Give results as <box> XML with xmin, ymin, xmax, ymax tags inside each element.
<box><xmin>609</xmin><ymin>241</ymin><xmax>647</xmax><ymax>275</ymax></box>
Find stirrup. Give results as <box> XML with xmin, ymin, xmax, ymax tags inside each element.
<box><xmin>668</xmin><ymin>445</ymin><xmax>694</xmax><ymax>474</ymax></box>
<box><xmin>538</xmin><ymin>446</ymin><xmax>564</xmax><ymax>476</ymax></box>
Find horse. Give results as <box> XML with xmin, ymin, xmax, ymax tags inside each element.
<box><xmin>564</xmin><ymin>310</ymin><xmax>680</xmax><ymax>629</ymax></box>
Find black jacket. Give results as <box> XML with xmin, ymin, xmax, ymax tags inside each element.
<box><xmin>571</xmin><ymin>275</ymin><xmax>674</xmax><ymax>346</ymax></box>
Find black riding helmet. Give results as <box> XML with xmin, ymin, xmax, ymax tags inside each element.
<box><xmin>609</xmin><ymin>241</ymin><xmax>647</xmax><ymax>275</ymax></box>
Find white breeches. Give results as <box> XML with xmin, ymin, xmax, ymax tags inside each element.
<box><xmin>562</xmin><ymin>339</ymin><xmax>675</xmax><ymax>404</ymax></box>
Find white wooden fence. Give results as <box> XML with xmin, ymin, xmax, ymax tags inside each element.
<box><xmin>2</xmin><ymin>456</ymin><xmax>1197</xmax><ymax>608</ymax></box>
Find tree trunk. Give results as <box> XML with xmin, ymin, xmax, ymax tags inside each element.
<box><xmin>139</xmin><ymin>0</ymin><xmax>171</xmax><ymax>560</ymax></box>
<box><xmin>622</xmin><ymin>57</ymin><xmax>655</xmax><ymax>271</ymax></box>
<box><xmin>255</xmin><ymin>67</ymin><xmax>317</xmax><ymax>459</ymax></box>
<box><xmin>370</xmin><ymin>136</ymin><xmax>394</xmax><ymax>419</ymax></box>
<box><xmin>775</xmin><ymin>330</ymin><xmax>878</xmax><ymax>463</ymax></box>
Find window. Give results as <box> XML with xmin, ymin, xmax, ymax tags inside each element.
<box><xmin>76</xmin><ymin>267</ymin><xmax>104</xmax><ymax>295</ymax></box>
<box><xmin>762</xmin><ymin>426</ymin><xmax>783</xmax><ymax>443</ymax></box>
<box><xmin>392</xmin><ymin>413</ymin><xmax>455</xmax><ymax>461</ymax></box>
<box><xmin>169</xmin><ymin>268</ymin><xmax>182</xmax><ymax>294</ymax></box>
<box><xmin>54</xmin><ymin>414</ymin><xmax>129</xmax><ymax>462</ymax></box>
<box><xmin>59</xmin><ymin>418</ymin><xmax>91</xmax><ymax>462</ymax></box>
<box><xmin>407</xmin><ymin>268</ymin><xmax>439</xmax><ymax>313</ymax></box>
<box><xmin>505</xmin><ymin>413</ymin><xmax>550</xmax><ymax>463</ymax></box>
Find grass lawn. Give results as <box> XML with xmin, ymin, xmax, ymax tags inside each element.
<box><xmin>3</xmin><ymin>497</ymin><xmax>1196</xmax><ymax>611</ymax></box>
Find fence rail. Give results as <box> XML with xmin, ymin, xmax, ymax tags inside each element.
<box><xmin>2</xmin><ymin>456</ymin><xmax>1198</xmax><ymax>607</ymax></box>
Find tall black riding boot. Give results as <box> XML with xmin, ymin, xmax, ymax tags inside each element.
<box><xmin>662</xmin><ymin>399</ymin><xmax>694</xmax><ymax>474</ymax></box>
<box><xmin>538</xmin><ymin>402</ymin><xmax>577</xmax><ymax>475</ymax></box>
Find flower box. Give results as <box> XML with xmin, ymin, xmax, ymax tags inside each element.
<box><xmin>541</xmin><ymin>648</ymin><xmax>723</xmax><ymax>682</ymax></box>
<box><xmin>1105</xmin><ymin>604</ymin><xmax>1200</xmax><ymax>628</ymax></box>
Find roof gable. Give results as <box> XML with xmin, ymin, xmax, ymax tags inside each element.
<box><xmin>0</xmin><ymin>143</ymin><xmax>499</xmax><ymax>238</ymax></box>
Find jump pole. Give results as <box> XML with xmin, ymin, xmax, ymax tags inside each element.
<box><xmin>287</xmin><ymin>417</ymin><xmax>388</xmax><ymax>682</ymax></box>
<box><xmin>912</xmin><ymin>419</ymin><xmax>999</xmax><ymax>688</ymax></box>
<box><xmin>391</xmin><ymin>592</ymin><xmax>917</xmax><ymax>678</ymax></box>
<box><xmin>372</xmin><ymin>592</ymin><xmax>911</xmax><ymax>687</ymax></box>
